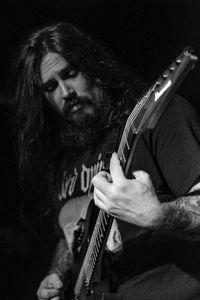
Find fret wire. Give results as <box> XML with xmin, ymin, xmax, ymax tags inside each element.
<box><xmin>84</xmin><ymin>211</ymin><xmax>105</xmax><ymax>270</ymax></box>
<box><xmin>86</xmin><ymin>227</ymin><xmax>103</xmax><ymax>282</ymax></box>
<box><xmin>90</xmin><ymin>253</ymin><xmax>95</xmax><ymax>270</ymax></box>
<box><xmin>76</xmin><ymin>207</ymin><xmax>111</xmax><ymax>290</ymax></box>
<box><xmin>101</xmin><ymin>219</ymin><xmax>105</xmax><ymax>231</ymax></box>
<box><xmin>87</xmin><ymin>254</ymin><xmax>96</xmax><ymax>282</ymax></box>
<box><xmin>102</xmin><ymin>212</ymin><xmax>108</xmax><ymax>225</ymax></box>
<box><xmin>86</xmin><ymin>249</ymin><xmax>96</xmax><ymax>281</ymax></box>
<box><xmin>128</xmin><ymin>88</ymin><xmax>153</xmax><ymax>124</ymax></box>
<box><xmin>119</xmin><ymin>92</ymin><xmax>151</xmax><ymax>152</ymax></box>
<box><xmin>121</xmin><ymin>149</ymin><xmax>126</xmax><ymax>164</ymax></box>
<box><xmin>96</xmin><ymin>236</ymin><xmax>100</xmax><ymax>248</ymax></box>
<box><xmin>98</xmin><ymin>225</ymin><xmax>103</xmax><ymax>241</ymax></box>
<box><xmin>96</xmin><ymin>225</ymin><xmax>101</xmax><ymax>242</ymax></box>
<box><xmin>95</xmin><ymin>233</ymin><xmax>100</xmax><ymax>250</ymax></box>
<box><xmin>99</xmin><ymin>224</ymin><xmax>103</xmax><ymax>238</ymax></box>
<box><xmin>75</xmin><ymin>206</ymin><xmax>111</xmax><ymax>291</ymax></box>
<box><xmin>86</xmin><ymin>258</ymin><xmax>94</xmax><ymax>282</ymax></box>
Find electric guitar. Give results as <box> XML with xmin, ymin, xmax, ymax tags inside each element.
<box><xmin>67</xmin><ymin>48</ymin><xmax>198</xmax><ymax>300</ymax></box>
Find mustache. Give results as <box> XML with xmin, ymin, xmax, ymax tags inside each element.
<box><xmin>63</xmin><ymin>94</ymin><xmax>93</xmax><ymax>114</ymax></box>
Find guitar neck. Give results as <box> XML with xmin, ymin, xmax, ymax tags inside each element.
<box><xmin>74</xmin><ymin>210</ymin><xmax>113</xmax><ymax>296</ymax></box>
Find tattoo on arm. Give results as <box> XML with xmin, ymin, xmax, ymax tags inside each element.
<box><xmin>49</xmin><ymin>238</ymin><xmax>73</xmax><ymax>281</ymax></box>
<box><xmin>156</xmin><ymin>195</ymin><xmax>200</xmax><ymax>240</ymax></box>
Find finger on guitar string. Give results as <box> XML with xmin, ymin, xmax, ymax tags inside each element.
<box><xmin>109</xmin><ymin>152</ymin><xmax>126</xmax><ymax>185</ymax></box>
<box><xmin>92</xmin><ymin>171</ymin><xmax>112</xmax><ymax>194</ymax></box>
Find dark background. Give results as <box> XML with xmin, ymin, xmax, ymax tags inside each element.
<box><xmin>1</xmin><ymin>0</ymin><xmax>200</xmax><ymax>299</ymax></box>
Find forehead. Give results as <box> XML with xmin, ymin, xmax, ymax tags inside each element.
<box><xmin>40</xmin><ymin>52</ymin><xmax>68</xmax><ymax>84</ymax></box>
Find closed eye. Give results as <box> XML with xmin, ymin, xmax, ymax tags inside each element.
<box><xmin>61</xmin><ymin>68</ymin><xmax>78</xmax><ymax>79</ymax></box>
<box><xmin>43</xmin><ymin>80</ymin><xmax>58</xmax><ymax>93</ymax></box>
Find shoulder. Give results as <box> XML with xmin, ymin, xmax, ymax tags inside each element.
<box><xmin>154</xmin><ymin>94</ymin><xmax>200</xmax><ymax>135</ymax></box>
<box><xmin>162</xmin><ymin>94</ymin><xmax>200</xmax><ymax>122</ymax></box>
<box><xmin>148</xmin><ymin>94</ymin><xmax>200</xmax><ymax>164</ymax></box>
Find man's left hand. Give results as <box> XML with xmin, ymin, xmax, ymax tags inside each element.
<box><xmin>92</xmin><ymin>152</ymin><xmax>163</xmax><ymax>228</ymax></box>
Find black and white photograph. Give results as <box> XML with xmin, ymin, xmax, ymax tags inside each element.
<box><xmin>1</xmin><ymin>1</ymin><xmax>200</xmax><ymax>299</ymax></box>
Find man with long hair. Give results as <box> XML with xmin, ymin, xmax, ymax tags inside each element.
<box><xmin>12</xmin><ymin>22</ymin><xmax>200</xmax><ymax>300</ymax></box>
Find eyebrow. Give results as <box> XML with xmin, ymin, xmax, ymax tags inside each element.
<box><xmin>59</xmin><ymin>66</ymin><xmax>72</xmax><ymax>78</ymax></box>
<box><xmin>41</xmin><ymin>65</ymin><xmax>73</xmax><ymax>91</ymax></box>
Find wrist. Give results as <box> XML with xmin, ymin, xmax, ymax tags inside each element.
<box><xmin>151</xmin><ymin>201</ymin><xmax>180</xmax><ymax>232</ymax></box>
<box><xmin>150</xmin><ymin>202</ymin><xmax>168</xmax><ymax>230</ymax></box>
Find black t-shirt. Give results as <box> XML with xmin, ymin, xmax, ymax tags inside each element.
<box><xmin>117</xmin><ymin>95</ymin><xmax>200</xmax><ymax>299</ymax></box>
<box><xmin>55</xmin><ymin>95</ymin><xmax>200</xmax><ymax>299</ymax></box>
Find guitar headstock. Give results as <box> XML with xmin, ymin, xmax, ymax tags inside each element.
<box><xmin>137</xmin><ymin>48</ymin><xmax>198</xmax><ymax>132</ymax></box>
<box><xmin>117</xmin><ymin>48</ymin><xmax>198</xmax><ymax>171</ymax></box>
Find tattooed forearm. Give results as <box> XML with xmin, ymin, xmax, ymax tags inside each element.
<box><xmin>155</xmin><ymin>195</ymin><xmax>200</xmax><ymax>240</ymax></box>
<box><xmin>49</xmin><ymin>238</ymin><xmax>73</xmax><ymax>281</ymax></box>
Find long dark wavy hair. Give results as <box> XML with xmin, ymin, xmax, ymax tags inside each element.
<box><xmin>11</xmin><ymin>22</ymin><xmax>145</xmax><ymax>215</ymax></box>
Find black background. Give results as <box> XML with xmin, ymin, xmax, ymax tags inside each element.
<box><xmin>1</xmin><ymin>0</ymin><xmax>200</xmax><ymax>105</ymax></box>
<box><xmin>1</xmin><ymin>0</ymin><xmax>200</xmax><ymax>299</ymax></box>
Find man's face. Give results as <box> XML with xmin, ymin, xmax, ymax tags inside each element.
<box><xmin>40</xmin><ymin>52</ymin><xmax>108</xmax><ymax>149</ymax></box>
<box><xmin>40</xmin><ymin>52</ymin><xmax>102</xmax><ymax>123</ymax></box>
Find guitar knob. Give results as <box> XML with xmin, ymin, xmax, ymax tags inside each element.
<box><xmin>176</xmin><ymin>58</ymin><xmax>182</xmax><ymax>64</ymax></box>
<box><xmin>162</xmin><ymin>73</ymin><xmax>168</xmax><ymax>79</ymax></box>
<box><xmin>169</xmin><ymin>66</ymin><xmax>175</xmax><ymax>72</ymax></box>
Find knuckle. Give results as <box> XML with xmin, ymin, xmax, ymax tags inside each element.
<box><xmin>43</xmin><ymin>289</ymin><xmax>50</xmax><ymax>298</ymax></box>
<box><xmin>140</xmin><ymin>170</ymin><xmax>150</xmax><ymax>181</ymax></box>
<box><xmin>110</xmin><ymin>182</ymin><xmax>125</xmax><ymax>198</ymax></box>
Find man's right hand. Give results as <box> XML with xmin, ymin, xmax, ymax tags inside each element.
<box><xmin>37</xmin><ymin>272</ymin><xmax>63</xmax><ymax>300</ymax></box>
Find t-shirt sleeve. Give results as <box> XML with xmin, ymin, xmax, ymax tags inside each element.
<box><xmin>151</xmin><ymin>95</ymin><xmax>200</xmax><ymax>196</ymax></box>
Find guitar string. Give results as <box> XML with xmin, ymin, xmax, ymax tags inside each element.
<box><xmin>74</xmin><ymin>210</ymin><xmax>109</xmax><ymax>294</ymax></box>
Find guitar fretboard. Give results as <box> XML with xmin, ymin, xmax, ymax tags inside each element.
<box><xmin>74</xmin><ymin>210</ymin><xmax>112</xmax><ymax>295</ymax></box>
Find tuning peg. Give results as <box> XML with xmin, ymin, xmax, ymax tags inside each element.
<box><xmin>176</xmin><ymin>58</ymin><xmax>182</xmax><ymax>64</ymax></box>
<box><xmin>169</xmin><ymin>64</ymin><xmax>176</xmax><ymax>72</ymax></box>
<box><xmin>162</xmin><ymin>73</ymin><xmax>168</xmax><ymax>79</ymax></box>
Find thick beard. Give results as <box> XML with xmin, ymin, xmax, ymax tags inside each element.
<box><xmin>59</xmin><ymin>109</ymin><xmax>102</xmax><ymax>150</ymax></box>
<box><xmin>58</xmin><ymin>95</ymin><xmax>111</xmax><ymax>151</ymax></box>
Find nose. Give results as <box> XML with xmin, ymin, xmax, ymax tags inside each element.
<box><xmin>59</xmin><ymin>80</ymin><xmax>74</xmax><ymax>100</ymax></box>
